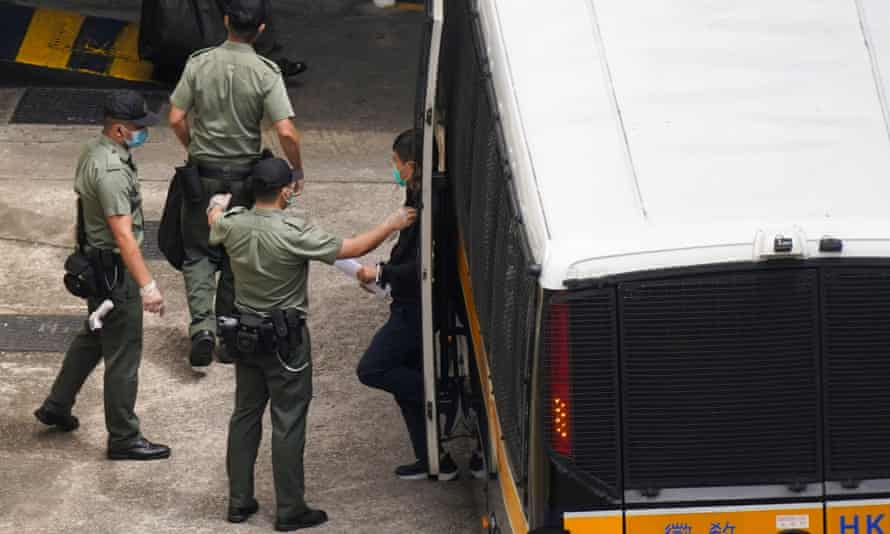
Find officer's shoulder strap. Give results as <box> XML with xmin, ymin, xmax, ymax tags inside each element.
<box><xmin>282</xmin><ymin>216</ymin><xmax>306</xmax><ymax>232</ymax></box>
<box><xmin>97</xmin><ymin>143</ymin><xmax>125</xmax><ymax>173</ymax></box>
<box><xmin>223</xmin><ymin>206</ymin><xmax>248</xmax><ymax>218</ymax></box>
<box><xmin>256</xmin><ymin>54</ymin><xmax>282</xmax><ymax>75</ymax></box>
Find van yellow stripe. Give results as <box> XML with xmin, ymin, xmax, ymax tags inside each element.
<box><xmin>108</xmin><ymin>22</ymin><xmax>154</xmax><ymax>81</ymax></box>
<box><xmin>15</xmin><ymin>8</ymin><xmax>84</xmax><ymax>69</ymax></box>
<box><xmin>395</xmin><ymin>2</ymin><xmax>425</xmax><ymax>12</ymax></box>
<box><xmin>458</xmin><ymin>236</ymin><xmax>530</xmax><ymax>534</ymax></box>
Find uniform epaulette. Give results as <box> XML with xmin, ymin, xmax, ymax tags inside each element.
<box><xmin>223</xmin><ymin>206</ymin><xmax>248</xmax><ymax>217</ymax></box>
<box><xmin>257</xmin><ymin>54</ymin><xmax>282</xmax><ymax>74</ymax></box>
<box><xmin>282</xmin><ymin>216</ymin><xmax>306</xmax><ymax>231</ymax></box>
<box><xmin>102</xmin><ymin>146</ymin><xmax>125</xmax><ymax>172</ymax></box>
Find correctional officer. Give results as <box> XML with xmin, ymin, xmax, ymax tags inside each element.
<box><xmin>34</xmin><ymin>90</ymin><xmax>170</xmax><ymax>461</ymax></box>
<box><xmin>207</xmin><ymin>158</ymin><xmax>416</xmax><ymax>530</ymax></box>
<box><xmin>169</xmin><ymin>0</ymin><xmax>304</xmax><ymax>367</ymax></box>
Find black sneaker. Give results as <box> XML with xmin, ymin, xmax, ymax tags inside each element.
<box><xmin>34</xmin><ymin>406</ymin><xmax>79</xmax><ymax>432</ymax></box>
<box><xmin>275</xmin><ymin>508</ymin><xmax>328</xmax><ymax>531</ymax></box>
<box><xmin>189</xmin><ymin>331</ymin><xmax>215</xmax><ymax>367</ymax></box>
<box><xmin>469</xmin><ymin>450</ymin><xmax>487</xmax><ymax>480</ymax></box>
<box><xmin>438</xmin><ymin>453</ymin><xmax>459</xmax><ymax>481</ymax></box>
<box><xmin>395</xmin><ymin>454</ymin><xmax>459</xmax><ymax>481</ymax></box>
<box><xmin>395</xmin><ymin>459</ymin><xmax>428</xmax><ymax>480</ymax></box>
<box><xmin>227</xmin><ymin>498</ymin><xmax>259</xmax><ymax>523</ymax></box>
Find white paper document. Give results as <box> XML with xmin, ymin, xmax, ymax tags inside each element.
<box><xmin>334</xmin><ymin>259</ymin><xmax>390</xmax><ymax>299</ymax></box>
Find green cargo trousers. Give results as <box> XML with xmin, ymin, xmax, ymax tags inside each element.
<box><xmin>43</xmin><ymin>273</ymin><xmax>143</xmax><ymax>449</ymax></box>
<box><xmin>227</xmin><ymin>327</ymin><xmax>313</xmax><ymax>519</ymax></box>
<box><xmin>180</xmin><ymin>175</ymin><xmax>248</xmax><ymax>337</ymax></box>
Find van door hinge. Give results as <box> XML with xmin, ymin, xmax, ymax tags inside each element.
<box><xmin>425</xmin><ymin>108</ymin><xmax>433</xmax><ymax>125</ymax></box>
<box><xmin>426</xmin><ymin>401</ymin><xmax>434</xmax><ymax>420</ymax></box>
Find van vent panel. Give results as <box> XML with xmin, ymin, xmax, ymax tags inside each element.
<box><xmin>619</xmin><ymin>270</ymin><xmax>822</xmax><ymax>490</ymax></box>
<box><xmin>823</xmin><ymin>267</ymin><xmax>890</xmax><ymax>484</ymax></box>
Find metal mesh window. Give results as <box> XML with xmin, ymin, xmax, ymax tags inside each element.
<box><xmin>470</xmin><ymin>132</ymin><xmax>502</xmax><ymax>347</ymax></box>
<box><xmin>439</xmin><ymin>0</ymin><xmax>537</xmax><ymax>496</ymax></box>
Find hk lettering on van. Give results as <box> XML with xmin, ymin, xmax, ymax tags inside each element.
<box><xmin>841</xmin><ymin>514</ymin><xmax>886</xmax><ymax>534</ymax></box>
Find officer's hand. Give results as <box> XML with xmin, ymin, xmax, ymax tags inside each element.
<box><xmin>140</xmin><ymin>280</ymin><xmax>165</xmax><ymax>317</ymax></box>
<box><xmin>208</xmin><ymin>193</ymin><xmax>233</xmax><ymax>213</ymax></box>
<box><xmin>385</xmin><ymin>207</ymin><xmax>418</xmax><ymax>231</ymax></box>
<box><xmin>356</xmin><ymin>265</ymin><xmax>376</xmax><ymax>284</ymax></box>
<box><xmin>293</xmin><ymin>178</ymin><xmax>305</xmax><ymax>198</ymax></box>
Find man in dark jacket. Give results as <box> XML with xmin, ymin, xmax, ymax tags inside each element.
<box><xmin>355</xmin><ymin>129</ymin><xmax>458</xmax><ymax>480</ymax></box>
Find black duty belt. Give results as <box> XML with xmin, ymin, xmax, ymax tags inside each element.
<box><xmin>218</xmin><ymin>309</ymin><xmax>306</xmax><ymax>362</ymax></box>
<box><xmin>196</xmin><ymin>163</ymin><xmax>253</xmax><ymax>180</ymax></box>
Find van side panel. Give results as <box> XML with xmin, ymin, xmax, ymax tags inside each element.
<box><xmin>625</xmin><ymin>505</ymin><xmax>823</xmax><ymax>534</ymax></box>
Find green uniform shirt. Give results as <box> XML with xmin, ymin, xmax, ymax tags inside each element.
<box><xmin>74</xmin><ymin>136</ymin><xmax>144</xmax><ymax>251</ymax></box>
<box><xmin>209</xmin><ymin>207</ymin><xmax>342</xmax><ymax>314</ymax></box>
<box><xmin>169</xmin><ymin>41</ymin><xmax>295</xmax><ymax>165</ymax></box>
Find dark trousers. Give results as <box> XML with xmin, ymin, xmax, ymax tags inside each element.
<box><xmin>181</xmin><ymin>175</ymin><xmax>248</xmax><ymax>337</ymax></box>
<box><xmin>227</xmin><ymin>328</ymin><xmax>313</xmax><ymax>518</ymax></box>
<box><xmin>357</xmin><ymin>301</ymin><xmax>427</xmax><ymax>462</ymax></box>
<box><xmin>44</xmin><ymin>273</ymin><xmax>143</xmax><ymax>448</ymax></box>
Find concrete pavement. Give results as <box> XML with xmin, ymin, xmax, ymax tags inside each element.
<box><xmin>0</xmin><ymin>2</ymin><xmax>481</xmax><ymax>533</ymax></box>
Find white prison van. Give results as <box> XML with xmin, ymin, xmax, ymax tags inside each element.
<box><xmin>415</xmin><ymin>1</ymin><xmax>890</xmax><ymax>533</ymax></box>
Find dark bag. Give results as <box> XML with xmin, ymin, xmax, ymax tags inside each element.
<box><xmin>158</xmin><ymin>171</ymin><xmax>186</xmax><ymax>271</ymax></box>
<box><xmin>63</xmin><ymin>199</ymin><xmax>102</xmax><ymax>299</ymax></box>
<box><xmin>63</xmin><ymin>251</ymin><xmax>100</xmax><ymax>299</ymax></box>
<box><xmin>179</xmin><ymin>162</ymin><xmax>204</xmax><ymax>205</ymax></box>
<box><xmin>138</xmin><ymin>0</ymin><xmax>227</xmax><ymax>67</ymax></box>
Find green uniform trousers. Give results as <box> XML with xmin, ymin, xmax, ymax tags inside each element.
<box><xmin>181</xmin><ymin>175</ymin><xmax>249</xmax><ymax>337</ymax></box>
<box><xmin>44</xmin><ymin>273</ymin><xmax>143</xmax><ymax>449</ymax></box>
<box><xmin>227</xmin><ymin>328</ymin><xmax>313</xmax><ymax>519</ymax></box>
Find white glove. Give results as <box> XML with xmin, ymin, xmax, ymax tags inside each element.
<box><xmin>385</xmin><ymin>207</ymin><xmax>418</xmax><ymax>231</ymax></box>
<box><xmin>206</xmin><ymin>193</ymin><xmax>233</xmax><ymax>215</ymax></box>
<box><xmin>140</xmin><ymin>280</ymin><xmax>165</xmax><ymax>317</ymax></box>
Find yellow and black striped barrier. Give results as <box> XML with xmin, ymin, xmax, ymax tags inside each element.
<box><xmin>0</xmin><ymin>2</ymin><xmax>155</xmax><ymax>83</ymax></box>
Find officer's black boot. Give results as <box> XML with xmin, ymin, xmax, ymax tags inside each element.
<box><xmin>190</xmin><ymin>331</ymin><xmax>215</xmax><ymax>367</ymax></box>
<box><xmin>275</xmin><ymin>509</ymin><xmax>328</xmax><ymax>531</ymax></box>
<box><xmin>227</xmin><ymin>498</ymin><xmax>259</xmax><ymax>523</ymax></box>
<box><xmin>275</xmin><ymin>59</ymin><xmax>308</xmax><ymax>78</ymax></box>
<box><xmin>34</xmin><ymin>406</ymin><xmax>79</xmax><ymax>432</ymax></box>
<box><xmin>107</xmin><ymin>438</ymin><xmax>171</xmax><ymax>461</ymax></box>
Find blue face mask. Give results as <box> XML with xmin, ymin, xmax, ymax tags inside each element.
<box><xmin>126</xmin><ymin>128</ymin><xmax>148</xmax><ymax>149</ymax></box>
<box><xmin>392</xmin><ymin>166</ymin><xmax>407</xmax><ymax>187</ymax></box>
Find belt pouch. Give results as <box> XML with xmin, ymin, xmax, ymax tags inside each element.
<box><xmin>271</xmin><ymin>310</ymin><xmax>289</xmax><ymax>358</ymax></box>
<box><xmin>63</xmin><ymin>252</ymin><xmax>99</xmax><ymax>299</ymax></box>
<box><xmin>218</xmin><ymin>315</ymin><xmax>240</xmax><ymax>354</ymax></box>
<box><xmin>236</xmin><ymin>314</ymin><xmax>264</xmax><ymax>355</ymax></box>
<box><xmin>285</xmin><ymin>309</ymin><xmax>303</xmax><ymax>347</ymax></box>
